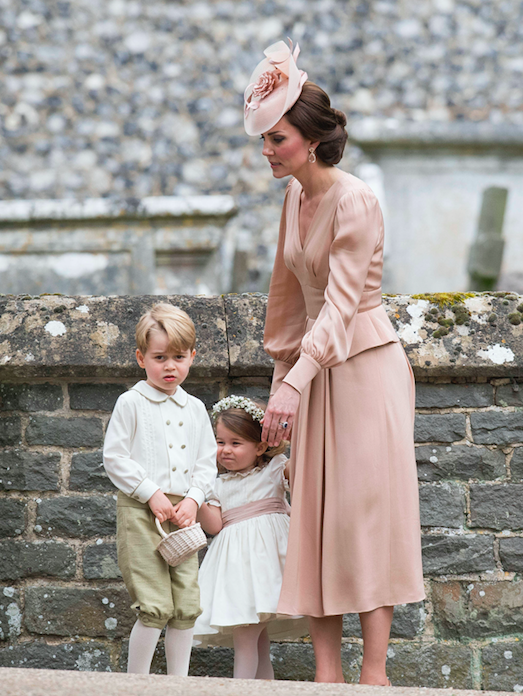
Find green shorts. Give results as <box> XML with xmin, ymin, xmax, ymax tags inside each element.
<box><xmin>116</xmin><ymin>491</ymin><xmax>202</xmax><ymax>630</ymax></box>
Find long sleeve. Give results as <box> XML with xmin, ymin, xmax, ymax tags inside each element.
<box><xmin>264</xmin><ymin>184</ymin><xmax>308</xmax><ymax>395</ymax></box>
<box><xmin>283</xmin><ymin>188</ymin><xmax>383</xmax><ymax>395</ymax></box>
<box><xmin>185</xmin><ymin>402</ymin><xmax>218</xmax><ymax>507</ymax></box>
<box><xmin>103</xmin><ymin>397</ymin><xmax>160</xmax><ymax>503</ymax></box>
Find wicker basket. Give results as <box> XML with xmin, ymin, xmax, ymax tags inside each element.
<box><xmin>155</xmin><ymin>517</ymin><xmax>207</xmax><ymax>567</ymax></box>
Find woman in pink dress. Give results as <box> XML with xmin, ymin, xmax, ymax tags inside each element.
<box><xmin>244</xmin><ymin>41</ymin><xmax>425</xmax><ymax>684</ymax></box>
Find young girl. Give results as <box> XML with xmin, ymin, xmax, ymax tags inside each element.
<box><xmin>193</xmin><ymin>395</ymin><xmax>308</xmax><ymax>679</ymax></box>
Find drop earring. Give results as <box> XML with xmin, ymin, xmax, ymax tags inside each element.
<box><xmin>308</xmin><ymin>147</ymin><xmax>316</xmax><ymax>164</ymax></box>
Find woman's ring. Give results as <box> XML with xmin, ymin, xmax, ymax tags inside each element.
<box><xmin>279</xmin><ymin>421</ymin><xmax>289</xmax><ymax>429</ymax></box>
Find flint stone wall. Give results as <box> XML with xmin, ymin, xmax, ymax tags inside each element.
<box><xmin>2</xmin><ymin>0</ymin><xmax>523</xmax><ymax>296</ymax></box>
<box><xmin>1</xmin><ymin>291</ymin><xmax>523</xmax><ymax>690</ymax></box>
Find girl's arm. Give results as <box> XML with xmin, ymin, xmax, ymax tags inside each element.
<box><xmin>197</xmin><ymin>502</ymin><xmax>223</xmax><ymax>536</ymax></box>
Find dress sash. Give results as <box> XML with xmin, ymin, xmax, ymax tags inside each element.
<box><xmin>222</xmin><ymin>497</ymin><xmax>290</xmax><ymax>528</ymax></box>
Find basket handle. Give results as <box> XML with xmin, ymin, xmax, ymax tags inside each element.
<box><xmin>155</xmin><ymin>517</ymin><xmax>168</xmax><ymax>539</ymax></box>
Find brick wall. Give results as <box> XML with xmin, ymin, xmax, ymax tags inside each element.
<box><xmin>1</xmin><ymin>292</ymin><xmax>523</xmax><ymax>690</ymax></box>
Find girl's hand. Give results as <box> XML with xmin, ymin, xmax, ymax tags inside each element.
<box><xmin>172</xmin><ymin>497</ymin><xmax>198</xmax><ymax>528</ymax></box>
<box><xmin>261</xmin><ymin>383</ymin><xmax>300</xmax><ymax>447</ymax></box>
<box><xmin>147</xmin><ymin>489</ymin><xmax>176</xmax><ymax>524</ymax></box>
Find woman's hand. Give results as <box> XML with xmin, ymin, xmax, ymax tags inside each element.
<box><xmin>261</xmin><ymin>383</ymin><xmax>300</xmax><ymax>447</ymax></box>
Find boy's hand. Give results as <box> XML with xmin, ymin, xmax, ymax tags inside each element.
<box><xmin>172</xmin><ymin>497</ymin><xmax>198</xmax><ymax>528</ymax></box>
<box><xmin>148</xmin><ymin>490</ymin><xmax>176</xmax><ymax>523</ymax></box>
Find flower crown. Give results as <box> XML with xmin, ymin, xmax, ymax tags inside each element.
<box><xmin>211</xmin><ymin>395</ymin><xmax>265</xmax><ymax>423</ymax></box>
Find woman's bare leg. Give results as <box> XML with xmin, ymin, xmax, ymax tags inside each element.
<box><xmin>359</xmin><ymin>606</ymin><xmax>393</xmax><ymax>685</ymax></box>
<box><xmin>255</xmin><ymin>627</ymin><xmax>274</xmax><ymax>679</ymax></box>
<box><xmin>308</xmin><ymin>615</ymin><xmax>344</xmax><ymax>683</ymax></box>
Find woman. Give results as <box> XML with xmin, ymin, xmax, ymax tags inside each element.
<box><xmin>244</xmin><ymin>40</ymin><xmax>425</xmax><ymax>684</ymax></box>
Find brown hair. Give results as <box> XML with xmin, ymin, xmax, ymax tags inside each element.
<box><xmin>135</xmin><ymin>302</ymin><xmax>196</xmax><ymax>354</ymax></box>
<box><xmin>215</xmin><ymin>401</ymin><xmax>287</xmax><ymax>472</ymax></box>
<box><xmin>285</xmin><ymin>82</ymin><xmax>348</xmax><ymax>165</ymax></box>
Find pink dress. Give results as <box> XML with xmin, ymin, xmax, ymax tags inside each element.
<box><xmin>264</xmin><ymin>172</ymin><xmax>425</xmax><ymax>617</ymax></box>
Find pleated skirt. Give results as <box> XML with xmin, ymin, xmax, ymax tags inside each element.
<box><xmin>277</xmin><ymin>340</ymin><xmax>425</xmax><ymax>617</ymax></box>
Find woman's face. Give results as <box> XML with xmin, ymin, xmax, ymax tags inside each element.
<box><xmin>261</xmin><ymin>116</ymin><xmax>312</xmax><ymax>179</ymax></box>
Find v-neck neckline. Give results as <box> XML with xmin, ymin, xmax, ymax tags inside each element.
<box><xmin>296</xmin><ymin>176</ymin><xmax>344</xmax><ymax>251</ymax></box>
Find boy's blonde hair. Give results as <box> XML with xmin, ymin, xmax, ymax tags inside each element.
<box><xmin>135</xmin><ymin>303</ymin><xmax>196</xmax><ymax>354</ymax></box>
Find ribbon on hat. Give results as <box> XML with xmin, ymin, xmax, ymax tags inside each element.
<box><xmin>267</xmin><ymin>38</ymin><xmax>300</xmax><ymax>74</ymax></box>
<box><xmin>244</xmin><ymin>38</ymin><xmax>300</xmax><ymax>115</ymax></box>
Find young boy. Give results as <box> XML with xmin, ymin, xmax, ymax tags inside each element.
<box><xmin>103</xmin><ymin>302</ymin><xmax>217</xmax><ymax>676</ymax></box>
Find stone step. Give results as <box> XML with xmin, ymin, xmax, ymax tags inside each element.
<box><xmin>0</xmin><ymin>669</ymin><xmax>515</xmax><ymax>696</ymax></box>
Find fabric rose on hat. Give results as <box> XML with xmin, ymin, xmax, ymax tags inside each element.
<box><xmin>251</xmin><ymin>70</ymin><xmax>281</xmax><ymax>100</ymax></box>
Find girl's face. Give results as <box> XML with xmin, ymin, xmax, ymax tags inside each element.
<box><xmin>216</xmin><ymin>421</ymin><xmax>268</xmax><ymax>474</ymax></box>
<box><xmin>261</xmin><ymin>116</ymin><xmax>314</xmax><ymax>179</ymax></box>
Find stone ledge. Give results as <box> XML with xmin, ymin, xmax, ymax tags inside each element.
<box><xmin>0</xmin><ymin>195</ymin><xmax>236</xmax><ymax>224</ymax></box>
<box><xmin>0</xmin><ymin>295</ymin><xmax>228</xmax><ymax>379</ymax></box>
<box><xmin>0</xmin><ymin>668</ymin><xmax>516</xmax><ymax>696</ymax></box>
<box><xmin>1</xmin><ymin>293</ymin><xmax>522</xmax><ymax>379</ymax></box>
<box><xmin>348</xmin><ymin>119</ymin><xmax>523</xmax><ymax>150</ymax></box>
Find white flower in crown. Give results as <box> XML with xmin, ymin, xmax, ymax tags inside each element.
<box><xmin>212</xmin><ymin>395</ymin><xmax>265</xmax><ymax>423</ymax></box>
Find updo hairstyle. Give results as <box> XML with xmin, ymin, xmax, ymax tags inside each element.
<box><xmin>285</xmin><ymin>82</ymin><xmax>348</xmax><ymax>165</ymax></box>
<box><xmin>215</xmin><ymin>401</ymin><xmax>287</xmax><ymax>471</ymax></box>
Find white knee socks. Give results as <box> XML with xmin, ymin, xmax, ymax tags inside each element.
<box><xmin>127</xmin><ymin>619</ymin><xmax>162</xmax><ymax>674</ymax></box>
<box><xmin>127</xmin><ymin>620</ymin><xmax>194</xmax><ymax>676</ymax></box>
<box><xmin>164</xmin><ymin>625</ymin><xmax>195</xmax><ymax>676</ymax></box>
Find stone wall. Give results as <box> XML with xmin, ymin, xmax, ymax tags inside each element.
<box><xmin>0</xmin><ymin>195</ymin><xmax>236</xmax><ymax>296</ymax></box>
<box><xmin>2</xmin><ymin>0</ymin><xmax>523</xmax><ymax>295</ymax></box>
<box><xmin>350</xmin><ymin>123</ymin><xmax>523</xmax><ymax>294</ymax></box>
<box><xmin>1</xmin><ymin>291</ymin><xmax>523</xmax><ymax>690</ymax></box>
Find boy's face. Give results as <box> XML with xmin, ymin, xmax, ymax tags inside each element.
<box><xmin>136</xmin><ymin>329</ymin><xmax>195</xmax><ymax>395</ymax></box>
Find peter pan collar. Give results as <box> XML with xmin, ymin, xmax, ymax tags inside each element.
<box><xmin>220</xmin><ymin>463</ymin><xmax>266</xmax><ymax>480</ymax></box>
<box><xmin>131</xmin><ymin>381</ymin><xmax>188</xmax><ymax>407</ymax></box>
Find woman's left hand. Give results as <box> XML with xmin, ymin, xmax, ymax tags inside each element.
<box><xmin>261</xmin><ymin>383</ymin><xmax>300</xmax><ymax>447</ymax></box>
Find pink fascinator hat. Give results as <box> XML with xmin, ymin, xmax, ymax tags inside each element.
<box><xmin>244</xmin><ymin>39</ymin><xmax>308</xmax><ymax>136</ymax></box>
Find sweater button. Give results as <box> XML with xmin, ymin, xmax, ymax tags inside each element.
<box><xmin>184</xmin><ymin>469</ymin><xmax>188</xmax><ymax>474</ymax></box>
<box><xmin>169</xmin><ymin>443</ymin><xmax>173</xmax><ymax>449</ymax></box>
<box><xmin>179</xmin><ymin>421</ymin><xmax>183</xmax><ymax>426</ymax></box>
<box><xmin>166</xmin><ymin>420</ymin><xmax>171</xmax><ymax>425</ymax></box>
<box><xmin>181</xmin><ymin>444</ymin><xmax>186</xmax><ymax>449</ymax></box>
<box><xmin>172</xmin><ymin>466</ymin><xmax>177</xmax><ymax>472</ymax></box>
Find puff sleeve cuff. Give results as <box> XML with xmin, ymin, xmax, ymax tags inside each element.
<box><xmin>282</xmin><ymin>353</ymin><xmax>321</xmax><ymax>395</ymax></box>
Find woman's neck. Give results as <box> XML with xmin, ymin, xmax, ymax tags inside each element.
<box><xmin>293</xmin><ymin>163</ymin><xmax>342</xmax><ymax>201</ymax></box>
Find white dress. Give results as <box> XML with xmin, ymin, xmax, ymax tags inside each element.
<box><xmin>193</xmin><ymin>455</ymin><xmax>308</xmax><ymax>647</ymax></box>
